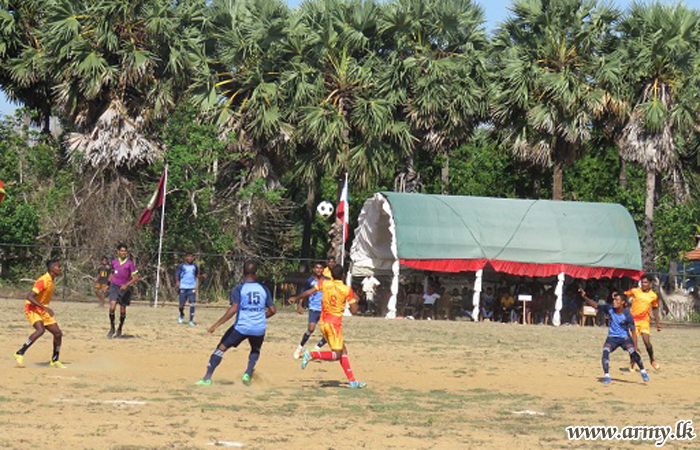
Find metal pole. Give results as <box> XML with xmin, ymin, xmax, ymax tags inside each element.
<box><xmin>341</xmin><ymin>172</ymin><xmax>348</xmax><ymax>266</ymax></box>
<box><xmin>153</xmin><ymin>166</ymin><xmax>168</xmax><ymax>308</ymax></box>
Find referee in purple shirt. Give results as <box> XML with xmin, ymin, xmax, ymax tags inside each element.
<box><xmin>108</xmin><ymin>243</ymin><xmax>140</xmax><ymax>338</ymax></box>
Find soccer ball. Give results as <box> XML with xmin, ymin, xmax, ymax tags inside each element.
<box><xmin>316</xmin><ymin>201</ymin><xmax>334</xmax><ymax>218</ymax></box>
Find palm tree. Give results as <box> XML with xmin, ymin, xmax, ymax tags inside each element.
<box><xmin>614</xmin><ymin>2</ymin><xmax>700</xmax><ymax>271</ymax></box>
<box><xmin>39</xmin><ymin>0</ymin><xmax>209</xmax><ymax>168</ymax></box>
<box><xmin>0</xmin><ymin>1</ymin><xmax>55</xmax><ymax>133</ymax></box>
<box><xmin>490</xmin><ymin>0</ymin><xmax>618</xmax><ymax>200</ymax></box>
<box><xmin>377</xmin><ymin>0</ymin><xmax>488</xmax><ymax>193</ymax></box>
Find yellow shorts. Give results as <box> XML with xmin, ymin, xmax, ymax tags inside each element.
<box><xmin>320</xmin><ymin>321</ymin><xmax>344</xmax><ymax>351</ymax></box>
<box><xmin>635</xmin><ymin>320</ymin><xmax>651</xmax><ymax>335</ymax></box>
<box><xmin>25</xmin><ymin>307</ymin><xmax>56</xmax><ymax>326</ymax></box>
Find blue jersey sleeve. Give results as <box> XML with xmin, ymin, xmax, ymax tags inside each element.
<box><xmin>263</xmin><ymin>285</ymin><xmax>273</xmax><ymax>308</ymax></box>
<box><xmin>175</xmin><ymin>264</ymin><xmax>184</xmax><ymax>282</ymax></box>
<box><xmin>194</xmin><ymin>264</ymin><xmax>199</xmax><ymax>277</ymax></box>
<box><xmin>230</xmin><ymin>284</ymin><xmax>242</xmax><ymax>304</ymax></box>
<box><xmin>301</xmin><ymin>277</ymin><xmax>313</xmax><ymax>292</ymax></box>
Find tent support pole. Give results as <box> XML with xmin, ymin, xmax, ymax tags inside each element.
<box><xmin>553</xmin><ymin>272</ymin><xmax>565</xmax><ymax>326</ymax></box>
<box><xmin>471</xmin><ymin>269</ymin><xmax>483</xmax><ymax>321</ymax></box>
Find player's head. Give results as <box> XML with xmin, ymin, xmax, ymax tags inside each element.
<box><xmin>330</xmin><ymin>264</ymin><xmax>344</xmax><ymax>280</ymax></box>
<box><xmin>46</xmin><ymin>259</ymin><xmax>62</xmax><ymax>276</ymax></box>
<box><xmin>641</xmin><ymin>274</ymin><xmax>653</xmax><ymax>290</ymax></box>
<box><xmin>327</xmin><ymin>256</ymin><xmax>336</xmax><ymax>268</ymax></box>
<box><xmin>610</xmin><ymin>290</ymin><xmax>624</xmax><ymax>309</ymax></box>
<box><xmin>116</xmin><ymin>243</ymin><xmax>128</xmax><ymax>259</ymax></box>
<box><xmin>313</xmin><ymin>262</ymin><xmax>324</xmax><ymax>277</ymax></box>
<box><xmin>185</xmin><ymin>252</ymin><xmax>194</xmax><ymax>264</ymax></box>
<box><xmin>243</xmin><ymin>260</ymin><xmax>258</xmax><ymax>278</ymax></box>
<box><xmin>101</xmin><ymin>256</ymin><xmax>108</xmax><ymax>265</ymax></box>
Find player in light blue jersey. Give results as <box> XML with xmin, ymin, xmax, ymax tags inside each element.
<box><xmin>196</xmin><ymin>260</ymin><xmax>276</xmax><ymax>386</ymax></box>
<box><xmin>580</xmin><ymin>288</ymin><xmax>649</xmax><ymax>385</ymax></box>
<box><xmin>292</xmin><ymin>262</ymin><xmax>327</xmax><ymax>359</ymax></box>
<box><xmin>175</xmin><ymin>252</ymin><xmax>206</xmax><ymax>325</ymax></box>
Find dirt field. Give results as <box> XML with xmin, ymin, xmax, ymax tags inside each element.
<box><xmin>1</xmin><ymin>297</ymin><xmax>699</xmax><ymax>449</ymax></box>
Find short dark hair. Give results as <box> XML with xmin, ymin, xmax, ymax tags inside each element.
<box><xmin>46</xmin><ymin>259</ymin><xmax>60</xmax><ymax>272</ymax></box>
<box><xmin>331</xmin><ymin>264</ymin><xmax>344</xmax><ymax>280</ymax></box>
<box><xmin>116</xmin><ymin>242</ymin><xmax>128</xmax><ymax>251</ymax></box>
<box><xmin>641</xmin><ymin>273</ymin><xmax>654</xmax><ymax>283</ymax></box>
<box><xmin>243</xmin><ymin>260</ymin><xmax>258</xmax><ymax>276</ymax></box>
<box><xmin>314</xmin><ymin>261</ymin><xmax>324</xmax><ymax>268</ymax></box>
<box><xmin>101</xmin><ymin>256</ymin><xmax>109</xmax><ymax>261</ymax></box>
<box><xmin>185</xmin><ymin>251</ymin><xmax>194</xmax><ymax>256</ymax></box>
<box><xmin>327</xmin><ymin>256</ymin><xmax>336</xmax><ymax>262</ymax></box>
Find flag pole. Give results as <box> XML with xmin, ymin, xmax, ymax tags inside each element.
<box><xmin>153</xmin><ymin>165</ymin><xmax>168</xmax><ymax>308</ymax></box>
<box><xmin>341</xmin><ymin>171</ymin><xmax>348</xmax><ymax>266</ymax></box>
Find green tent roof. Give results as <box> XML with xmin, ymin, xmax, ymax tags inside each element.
<box><xmin>382</xmin><ymin>192</ymin><xmax>642</xmax><ymax>271</ymax></box>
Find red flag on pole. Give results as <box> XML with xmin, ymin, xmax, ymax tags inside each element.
<box><xmin>0</xmin><ymin>180</ymin><xmax>5</xmax><ymax>205</ymax></box>
<box><xmin>137</xmin><ymin>169</ymin><xmax>167</xmax><ymax>226</ymax></box>
<box><xmin>337</xmin><ymin>174</ymin><xmax>349</xmax><ymax>243</ymax></box>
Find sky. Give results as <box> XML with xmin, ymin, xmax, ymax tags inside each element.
<box><xmin>1</xmin><ymin>0</ymin><xmax>697</xmax><ymax>117</ymax></box>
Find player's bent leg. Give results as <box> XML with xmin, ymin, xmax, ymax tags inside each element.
<box><xmin>243</xmin><ymin>335</ymin><xmax>264</xmax><ymax>384</ymax></box>
<box><xmin>45</xmin><ymin>323</ymin><xmax>63</xmax><ymax>365</ymax></box>
<box><xmin>625</xmin><ymin>342</ymin><xmax>649</xmax><ymax>382</ymax></box>
<box><xmin>641</xmin><ymin>333</ymin><xmax>657</xmax><ymax>368</ymax></box>
<box><xmin>15</xmin><ymin>321</ymin><xmax>45</xmax><ymax>366</ymax></box>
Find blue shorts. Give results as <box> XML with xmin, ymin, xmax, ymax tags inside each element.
<box><xmin>178</xmin><ymin>289</ymin><xmax>196</xmax><ymax>306</ymax></box>
<box><xmin>308</xmin><ymin>309</ymin><xmax>321</xmax><ymax>324</ymax></box>
<box><xmin>604</xmin><ymin>336</ymin><xmax>634</xmax><ymax>352</ymax></box>
<box><xmin>220</xmin><ymin>327</ymin><xmax>265</xmax><ymax>350</ymax></box>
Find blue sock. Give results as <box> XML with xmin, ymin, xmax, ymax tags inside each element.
<box><xmin>245</xmin><ymin>349</ymin><xmax>261</xmax><ymax>376</ymax></box>
<box><xmin>189</xmin><ymin>305</ymin><xmax>195</xmax><ymax>322</ymax></box>
<box><xmin>204</xmin><ymin>349</ymin><xmax>224</xmax><ymax>380</ymax></box>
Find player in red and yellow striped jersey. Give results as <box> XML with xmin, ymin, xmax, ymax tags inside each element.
<box><xmin>290</xmin><ymin>264</ymin><xmax>366</xmax><ymax>388</ymax></box>
<box><xmin>625</xmin><ymin>274</ymin><xmax>661</xmax><ymax>370</ymax></box>
<box><xmin>14</xmin><ymin>260</ymin><xmax>66</xmax><ymax>368</ymax></box>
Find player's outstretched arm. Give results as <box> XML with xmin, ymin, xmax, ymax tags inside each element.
<box><xmin>208</xmin><ymin>303</ymin><xmax>239</xmax><ymax>334</ymax></box>
<box><xmin>578</xmin><ymin>289</ymin><xmax>597</xmax><ymax>309</ymax></box>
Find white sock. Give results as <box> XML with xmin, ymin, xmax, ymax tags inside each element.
<box><xmin>640</xmin><ymin>369</ymin><xmax>647</xmax><ymax>374</ymax></box>
<box><xmin>604</xmin><ymin>373</ymin><xmax>610</xmax><ymax>377</ymax></box>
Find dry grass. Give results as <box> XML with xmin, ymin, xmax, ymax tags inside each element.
<box><xmin>1</xmin><ymin>298</ymin><xmax>699</xmax><ymax>449</ymax></box>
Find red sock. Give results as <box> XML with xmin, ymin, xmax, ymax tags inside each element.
<box><xmin>340</xmin><ymin>354</ymin><xmax>356</xmax><ymax>382</ymax></box>
<box><xmin>311</xmin><ymin>351</ymin><xmax>338</xmax><ymax>361</ymax></box>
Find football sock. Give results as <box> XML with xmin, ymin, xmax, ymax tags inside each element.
<box><xmin>118</xmin><ymin>314</ymin><xmax>126</xmax><ymax>332</ymax></box>
<box><xmin>204</xmin><ymin>349</ymin><xmax>224</xmax><ymax>380</ymax></box>
<box><xmin>109</xmin><ymin>313</ymin><xmax>115</xmax><ymax>330</ymax></box>
<box><xmin>179</xmin><ymin>307</ymin><xmax>185</xmax><ymax>317</ymax></box>
<box><xmin>245</xmin><ymin>348</ymin><xmax>261</xmax><ymax>376</ymax></box>
<box><xmin>602</xmin><ymin>347</ymin><xmax>610</xmax><ymax>374</ymax></box>
<box><xmin>300</xmin><ymin>330</ymin><xmax>312</xmax><ymax>347</ymax></box>
<box><xmin>628</xmin><ymin>348</ymin><xmax>645</xmax><ymax>371</ymax></box>
<box><xmin>189</xmin><ymin>305</ymin><xmax>195</xmax><ymax>322</ymax></box>
<box><xmin>311</xmin><ymin>351</ymin><xmax>339</xmax><ymax>361</ymax></box>
<box><xmin>340</xmin><ymin>354</ymin><xmax>356</xmax><ymax>382</ymax></box>
<box><xmin>52</xmin><ymin>345</ymin><xmax>60</xmax><ymax>362</ymax></box>
<box><xmin>16</xmin><ymin>338</ymin><xmax>34</xmax><ymax>355</ymax></box>
<box><xmin>316</xmin><ymin>337</ymin><xmax>327</xmax><ymax>349</ymax></box>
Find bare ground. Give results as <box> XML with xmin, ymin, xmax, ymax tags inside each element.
<box><xmin>1</xmin><ymin>298</ymin><xmax>699</xmax><ymax>449</ymax></box>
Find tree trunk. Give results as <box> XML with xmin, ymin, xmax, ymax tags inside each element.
<box><xmin>300</xmin><ymin>182</ymin><xmax>317</xmax><ymax>272</ymax></box>
<box><xmin>642</xmin><ymin>169</ymin><xmax>657</xmax><ymax>272</ymax></box>
<box><xmin>441</xmin><ymin>150</ymin><xmax>449</xmax><ymax>194</ymax></box>
<box><xmin>618</xmin><ymin>158</ymin><xmax>627</xmax><ymax>189</ymax></box>
<box><xmin>552</xmin><ymin>160</ymin><xmax>563</xmax><ymax>200</ymax></box>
